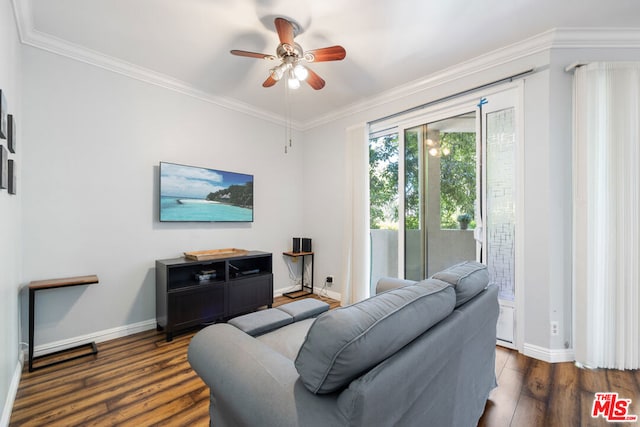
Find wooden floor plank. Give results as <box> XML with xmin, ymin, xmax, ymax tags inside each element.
<box><xmin>18</xmin><ymin>402</ymin><xmax>110</xmax><ymax>427</ymax></box>
<box><xmin>10</xmin><ymin>295</ymin><xmax>640</xmax><ymax>426</ymax></box>
<box><xmin>156</xmin><ymin>402</ymin><xmax>210</xmax><ymax>427</ymax></box>
<box><xmin>494</xmin><ymin>345</ymin><xmax>510</xmax><ymax>378</ymax></box>
<box><xmin>84</xmin><ymin>347</ymin><xmax>186</xmax><ymax>387</ymax></box>
<box><xmin>83</xmin><ymin>377</ymin><xmax>204</xmax><ymax>426</ymax></box>
<box><xmin>18</xmin><ymin>340</ymin><xmax>160</xmax><ymax>390</ymax></box>
<box><xmin>522</xmin><ymin>358</ymin><xmax>552</xmax><ymax>402</ymax></box>
<box><xmin>12</xmin><ymin>360</ymin><xmax>194</xmax><ymax>425</ymax></box>
<box><xmin>580</xmin><ymin>366</ymin><xmax>610</xmax><ymax>393</ymax></box>
<box><xmin>505</xmin><ymin>349</ymin><xmax>530</xmax><ymax>373</ymax></box>
<box><xmin>477</xmin><ymin>366</ymin><xmax>523</xmax><ymax>426</ymax></box>
<box><xmin>546</xmin><ymin>363</ymin><xmax>580</xmax><ymax>426</ymax></box>
<box><xmin>511</xmin><ymin>394</ymin><xmax>547</xmax><ymax>427</ymax></box>
<box><xmin>580</xmin><ymin>390</ymin><xmax>611</xmax><ymax>427</ymax></box>
<box><xmin>606</xmin><ymin>368</ymin><xmax>640</xmax><ymax>420</ymax></box>
<box><xmin>106</xmin><ymin>368</ymin><xmax>200</xmax><ymax>410</ymax></box>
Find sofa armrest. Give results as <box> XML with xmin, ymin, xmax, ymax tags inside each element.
<box><xmin>188</xmin><ymin>323</ymin><xmax>342</xmax><ymax>427</ymax></box>
<box><xmin>375</xmin><ymin>277</ymin><xmax>417</xmax><ymax>294</ymax></box>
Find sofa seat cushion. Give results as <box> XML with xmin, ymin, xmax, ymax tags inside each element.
<box><xmin>277</xmin><ymin>298</ymin><xmax>330</xmax><ymax>321</ymax></box>
<box><xmin>430</xmin><ymin>261</ymin><xmax>489</xmax><ymax>307</ymax></box>
<box><xmin>257</xmin><ymin>318</ymin><xmax>316</xmax><ymax>360</ymax></box>
<box><xmin>228</xmin><ymin>308</ymin><xmax>293</xmax><ymax>337</ymax></box>
<box><xmin>294</xmin><ymin>280</ymin><xmax>456</xmax><ymax>394</ymax></box>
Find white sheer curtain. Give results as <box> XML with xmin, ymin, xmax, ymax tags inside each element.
<box><xmin>340</xmin><ymin>124</ymin><xmax>371</xmax><ymax>306</ymax></box>
<box><xmin>573</xmin><ymin>62</ymin><xmax>640</xmax><ymax>369</ymax></box>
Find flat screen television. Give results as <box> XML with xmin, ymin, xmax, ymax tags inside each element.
<box><xmin>159</xmin><ymin>161</ymin><xmax>254</xmax><ymax>222</ymax></box>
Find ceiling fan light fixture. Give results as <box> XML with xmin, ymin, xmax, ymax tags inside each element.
<box><xmin>270</xmin><ymin>63</ymin><xmax>287</xmax><ymax>81</ymax></box>
<box><xmin>293</xmin><ymin>64</ymin><xmax>308</xmax><ymax>81</ymax></box>
<box><xmin>269</xmin><ymin>67</ymin><xmax>282</xmax><ymax>81</ymax></box>
<box><xmin>287</xmin><ymin>70</ymin><xmax>300</xmax><ymax>90</ymax></box>
<box><xmin>230</xmin><ymin>17</ymin><xmax>345</xmax><ymax>93</ymax></box>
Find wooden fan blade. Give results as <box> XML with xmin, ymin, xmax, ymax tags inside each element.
<box><xmin>305</xmin><ymin>68</ymin><xmax>325</xmax><ymax>90</ymax></box>
<box><xmin>305</xmin><ymin>45</ymin><xmax>346</xmax><ymax>62</ymax></box>
<box><xmin>274</xmin><ymin>18</ymin><xmax>295</xmax><ymax>46</ymax></box>
<box><xmin>262</xmin><ymin>75</ymin><xmax>277</xmax><ymax>88</ymax></box>
<box><xmin>230</xmin><ymin>50</ymin><xmax>276</xmax><ymax>60</ymax></box>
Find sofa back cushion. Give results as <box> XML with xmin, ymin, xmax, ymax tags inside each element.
<box><xmin>430</xmin><ymin>261</ymin><xmax>489</xmax><ymax>307</ymax></box>
<box><xmin>294</xmin><ymin>280</ymin><xmax>456</xmax><ymax>394</ymax></box>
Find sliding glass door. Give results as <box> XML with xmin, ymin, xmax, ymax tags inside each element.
<box><xmin>369</xmin><ymin>86</ymin><xmax>522</xmax><ymax>349</ymax></box>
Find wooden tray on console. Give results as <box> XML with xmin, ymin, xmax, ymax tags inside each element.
<box><xmin>184</xmin><ymin>248</ymin><xmax>248</xmax><ymax>261</ymax></box>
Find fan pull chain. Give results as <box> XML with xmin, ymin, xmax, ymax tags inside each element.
<box><xmin>285</xmin><ymin>84</ymin><xmax>293</xmax><ymax>153</ymax></box>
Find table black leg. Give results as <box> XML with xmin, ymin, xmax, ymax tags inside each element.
<box><xmin>310</xmin><ymin>254</ymin><xmax>314</xmax><ymax>294</ymax></box>
<box><xmin>28</xmin><ymin>287</ymin><xmax>99</xmax><ymax>372</ymax></box>
<box><xmin>28</xmin><ymin>288</ymin><xmax>35</xmax><ymax>372</ymax></box>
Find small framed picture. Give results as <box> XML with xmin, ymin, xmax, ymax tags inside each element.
<box><xmin>0</xmin><ymin>145</ymin><xmax>7</xmax><ymax>189</ymax></box>
<box><xmin>8</xmin><ymin>159</ymin><xmax>15</xmax><ymax>194</ymax></box>
<box><xmin>0</xmin><ymin>90</ymin><xmax>6</xmax><ymax>140</ymax></box>
<box><xmin>8</xmin><ymin>114</ymin><xmax>15</xmax><ymax>153</ymax></box>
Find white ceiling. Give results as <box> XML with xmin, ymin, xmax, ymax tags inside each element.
<box><xmin>16</xmin><ymin>0</ymin><xmax>640</xmax><ymax>126</ymax></box>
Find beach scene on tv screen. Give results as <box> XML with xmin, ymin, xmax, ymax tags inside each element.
<box><xmin>160</xmin><ymin>162</ymin><xmax>253</xmax><ymax>222</ymax></box>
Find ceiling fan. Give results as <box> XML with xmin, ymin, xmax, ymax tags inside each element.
<box><xmin>230</xmin><ymin>17</ymin><xmax>346</xmax><ymax>90</ymax></box>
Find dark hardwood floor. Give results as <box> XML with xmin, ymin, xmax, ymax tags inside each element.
<box><xmin>10</xmin><ymin>295</ymin><xmax>640</xmax><ymax>426</ymax></box>
<box><xmin>479</xmin><ymin>347</ymin><xmax>640</xmax><ymax>427</ymax></box>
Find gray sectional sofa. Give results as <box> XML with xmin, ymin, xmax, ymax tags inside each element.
<box><xmin>188</xmin><ymin>261</ymin><xmax>499</xmax><ymax>427</ymax></box>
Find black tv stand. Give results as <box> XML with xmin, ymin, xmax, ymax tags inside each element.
<box><xmin>156</xmin><ymin>251</ymin><xmax>273</xmax><ymax>341</ymax></box>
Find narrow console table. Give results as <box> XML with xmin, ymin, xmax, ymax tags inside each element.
<box><xmin>283</xmin><ymin>251</ymin><xmax>314</xmax><ymax>298</ymax></box>
<box><xmin>28</xmin><ymin>274</ymin><xmax>99</xmax><ymax>372</ymax></box>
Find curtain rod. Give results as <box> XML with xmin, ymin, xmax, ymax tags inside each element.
<box><xmin>565</xmin><ymin>62</ymin><xmax>586</xmax><ymax>72</ymax></box>
<box><xmin>368</xmin><ymin>68</ymin><xmax>536</xmax><ymax>128</ymax></box>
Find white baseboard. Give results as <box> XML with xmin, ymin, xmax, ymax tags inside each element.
<box><xmin>314</xmin><ymin>288</ymin><xmax>341</xmax><ymax>302</ymax></box>
<box><xmin>32</xmin><ymin>319</ymin><xmax>157</xmax><ymax>357</ymax></box>
<box><xmin>1</xmin><ymin>354</ymin><xmax>24</xmax><ymax>427</ymax></box>
<box><xmin>523</xmin><ymin>343</ymin><xmax>575</xmax><ymax>363</ymax></box>
<box><xmin>273</xmin><ymin>288</ymin><xmax>342</xmax><ymax>303</ymax></box>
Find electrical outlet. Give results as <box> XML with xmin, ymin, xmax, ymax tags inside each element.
<box><xmin>551</xmin><ymin>321</ymin><xmax>559</xmax><ymax>336</ymax></box>
<box><xmin>326</xmin><ymin>276</ymin><xmax>334</xmax><ymax>287</ymax></box>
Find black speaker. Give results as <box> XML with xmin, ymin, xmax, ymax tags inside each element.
<box><xmin>292</xmin><ymin>237</ymin><xmax>301</xmax><ymax>253</ymax></box>
<box><xmin>302</xmin><ymin>238</ymin><xmax>312</xmax><ymax>252</ymax></box>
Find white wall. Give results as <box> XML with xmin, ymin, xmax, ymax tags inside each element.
<box><xmin>20</xmin><ymin>45</ymin><xmax>305</xmax><ymax>348</ymax></box>
<box><xmin>0</xmin><ymin>1</ymin><xmax>21</xmax><ymax>424</ymax></box>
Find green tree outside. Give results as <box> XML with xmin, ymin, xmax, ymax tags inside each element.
<box><xmin>369</xmin><ymin>134</ymin><xmax>399</xmax><ymax>229</ymax></box>
<box><xmin>369</xmin><ymin>131</ymin><xmax>476</xmax><ymax>230</ymax></box>
<box><xmin>439</xmin><ymin>132</ymin><xmax>476</xmax><ymax>229</ymax></box>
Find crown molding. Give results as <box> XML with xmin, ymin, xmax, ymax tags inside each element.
<box><xmin>12</xmin><ymin>0</ymin><xmax>302</xmax><ymax>130</ymax></box>
<box><xmin>301</xmin><ymin>28</ymin><xmax>640</xmax><ymax>131</ymax></box>
<box><xmin>11</xmin><ymin>0</ymin><xmax>32</xmax><ymax>43</ymax></box>
<box><xmin>551</xmin><ymin>27</ymin><xmax>640</xmax><ymax>48</ymax></box>
<box><xmin>10</xmin><ymin>1</ymin><xmax>640</xmax><ymax>132</ymax></box>
<box><xmin>300</xmin><ymin>28</ymin><xmax>553</xmax><ymax>130</ymax></box>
